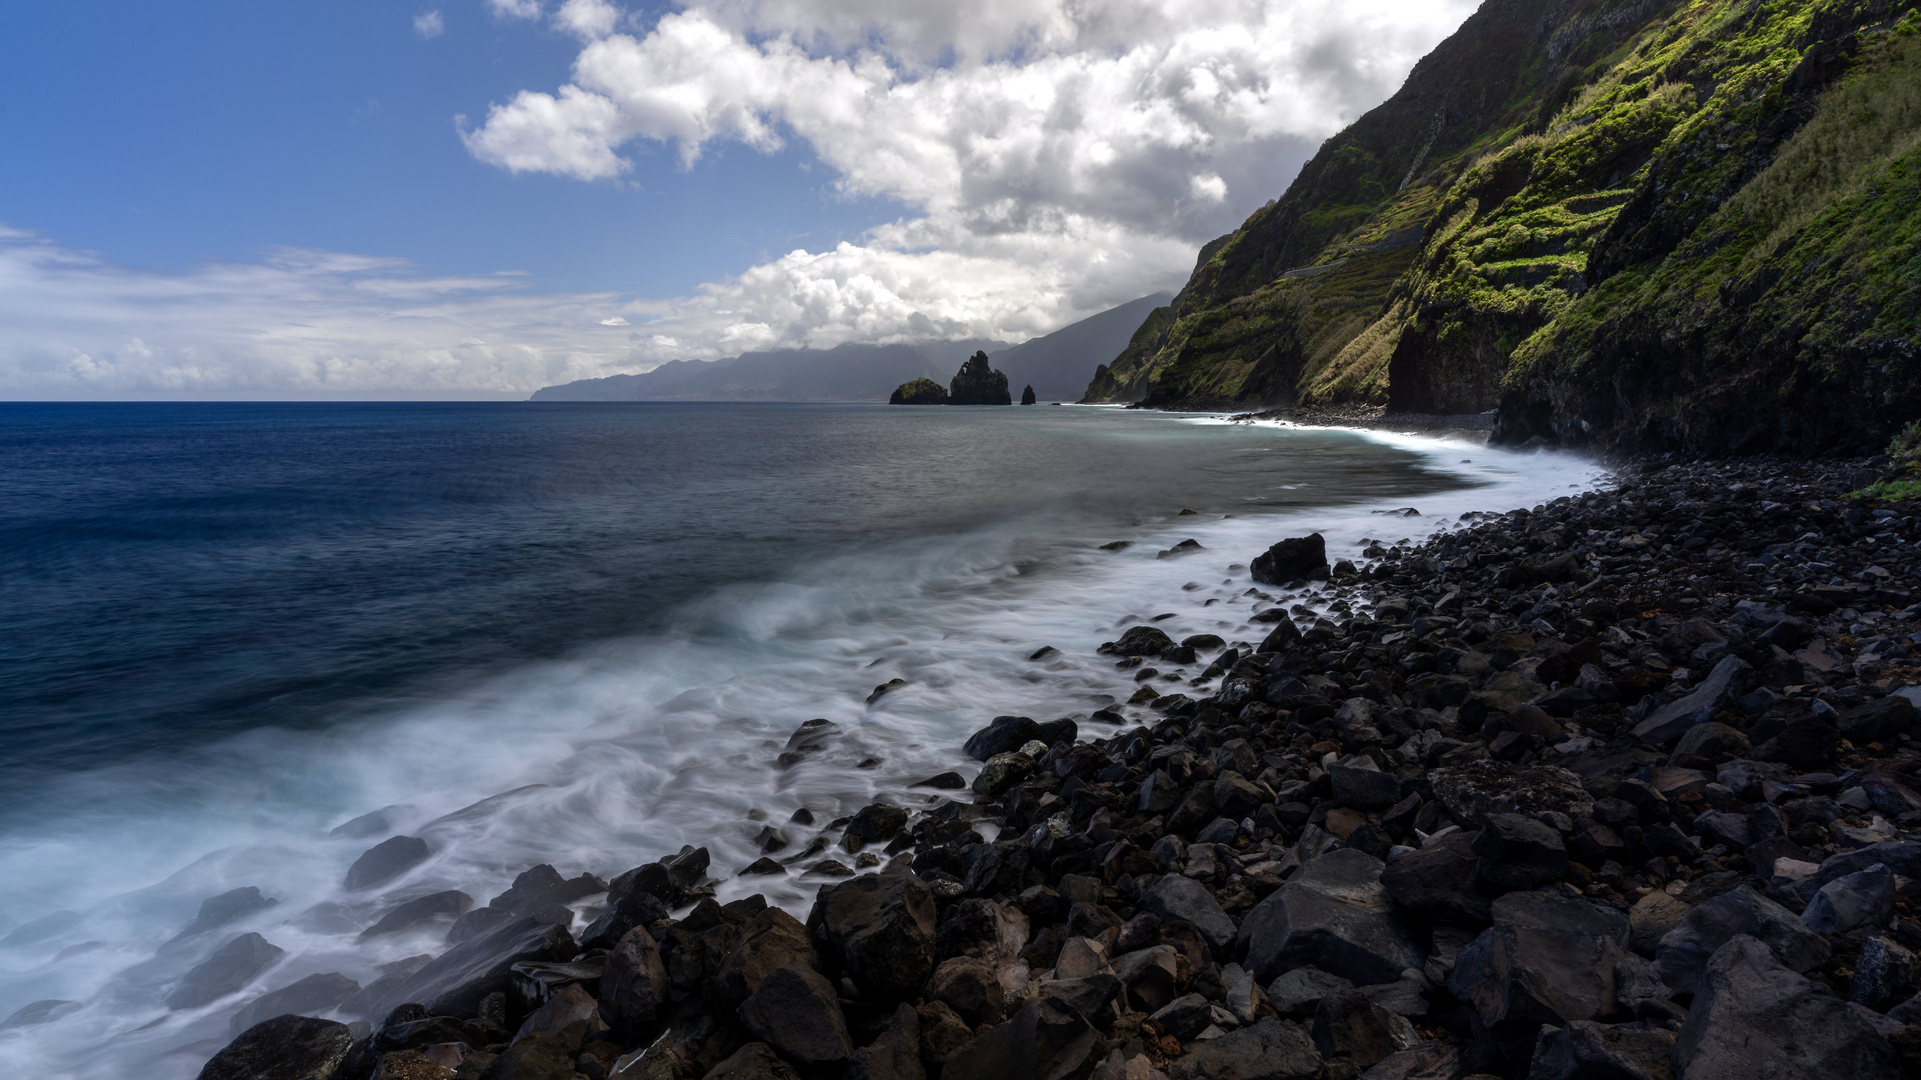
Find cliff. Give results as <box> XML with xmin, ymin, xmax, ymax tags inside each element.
<box><xmin>1086</xmin><ymin>0</ymin><xmax>1921</xmax><ymax>456</ymax></box>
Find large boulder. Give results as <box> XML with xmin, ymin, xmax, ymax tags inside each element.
<box><xmin>1166</xmin><ymin>1016</ymin><xmax>1322</xmax><ymax>1080</ymax></box>
<box><xmin>949</xmin><ymin>352</ymin><xmax>1012</xmax><ymax>405</ymax></box>
<box><xmin>1472</xmin><ymin>814</ymin><xmax>1569</xmax><ymax>892</ymax></box>
<box><xmin>811</xmin><ymin>873</ymin><xmax>938</xmax><ymax>1001</ymax></box>
<box><xmin>359</xmin><ymin>890</ymin><xmax>473</xmax><ymax>940</ymax></box>
<box><xmin>229</xmin><ymin>972</ymin><xmax>361</xmax><ymax>1035</ymax></box>
<box><xmin>1449</xmin><ymin>891</ymin><xmax>1629</xmax><ymax>1034</ymax></box>
<box><xmin>344</xmin><ymin>836</ymin><xmax>431</xmax><ymax>892</ymax></box>
<box><xmin>1251</xmin><ymin>535</ymin><xmax>1329</xmax><ymax>585</ymax></box>
<box><xmin>1381</xmin><ymin>832</ymin><xmax>1494</xmax><ymax>926</ymax></box>
<box><xmin>1530</xmin><ymin>1020</ymin><xmax>1674</xmax><ymax>1080</ymax></box>
<box><xmin>1136</xmin><ymin>875</ymin><xmax>1236</xmax><ymax>959</ymax></box>
<box><xmin>1237</xmin><ymin>849</ymin><xmax>1421</xmax><ymax>986</ymax></box>
<box><xmin>736</xmin><ymin>961</ymin><xmax>851</xmax><ymax>1066</ymax></box>
<box><xmin>168</xmin><ymin>886</ymin><xmax>279</xmax><ymax>945</ymax></box>
<box><xmin>168</xmin><ymin>932</ymin><xmax>286</xmax><ymax>1010</ymax></box>
<box><xmin>847</xmin><ymin>1002</ymin><xmax>925</xmax><ymax>1080</ymax></box>
<box><xmin>1802</xmin><ymin>862</ymin><xmax>1896</xmax><ymax>933</ymax></box>
<box><xmin>603</xmin><ymin>925</ymin><xmax>672</xmax><ymax>1043</ymax></box>
<box><xmin>965</xmin><ymin>716</ymin><xmax>1044</xmax><ymax>760</ymax></box>
<box><xmin>1655</xmin><ymin>886</ymin><xmax>1828</xmax><ymax>995</ymax></box>
<box><xmin>376</xmin><ymin>916</ymin><xmax>575</xmax><ymax>1019</ymax></box>
<box><xmin>1674</xmin><ymin>935</ymin><xmax>1900</xmax><ymax>1080</ymax></box>
<box><xmin>196</xmin><ymin>1014</ymin><xmax>354</xmax><ymax>1080</ymax></box>
<box><xmin>716</xmin><ymin>907</ymin><xmax>823</xmax><ymax>1008</ymax></box>
<box><xmin>940</xmin><ymin>999</ymin><xmax>1099</xmax><ymax>1080</ymax></box>
<box><xmin>1630</xmin><ymin>657</ymin><xmax>1751</xmax><ymax>744</ymax></box>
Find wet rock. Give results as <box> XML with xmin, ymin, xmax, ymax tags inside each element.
<box><xmin>966</xmin><ymin>716</ymin><xmax>1045</xmax><ymax>760</ymax></box>
<box><xmin>845</xmin><ymin>804</ymin><xmax>910</xmax><ymax>851</ymax></box>
<box><xmin>170</xmin><ymin>887</ymin><xmax>279</xmax><ymax>946</ymax></box>
<box><xmin>229</xmin><ymin>971</ymin><xmax>361</xmax><ymax>1035</ymax></box>
<box><xmin>1529</xmin><ymin>1020</ymin><xmax>1674</xmax><ymax>1080</ymax></box>
<box><xmin>0</xmin><ymin>1000</ymin><xmax>79</xmax><ymax>1030</ymax></box>
<box><xmin>811</xmin><ymin>872</ymin><xmax>937</xmax><ymax>1001</ymax></box>
<box><xmin>1656</xmin><ymin>886</ymin><xmax>1829</xmax><ymax>995</ymax></box>
<box><xmin>702</xmin><ymin>1043</ymin><xmax>802</xmax><ymax>1080</ymax></box>
<box><xmin>197</xmin><ymin>1014</ymin><xmax>355</xmax><ymax>1080</ymax></box>
<box><xmin>941</xmin><ymin>999</ymin><xmax>1100</xmax><ymax>1080</ymax></box>
<box><xmin>913</xmin><ymin>772</ymin><xmax>967</xmax><ymax>790</ymax></box>
<box><xmin>169</xmin><ymin>932</ymin><xmax>286</xmax><ymax>1010</ymax></box>
<box><xmin>578</xmin><ymin>887</ymin><xmax>670</xmax><ymax>953</ymax></box>
<box><xmin>480</xmin><ymin>1020</ymin><xmax>588</xmax><ymax>1080</ymax></box>
<box><xmin>847</xmin><ymin>1003</ymin><xmax>925</xmax><ymax>1080</ymax></box>
<box><xmin>379</xmin><ymin>917</ymin><xmax>575</xmax><ymax>1020</ymax></box>
<box><xmin>1100</xmin><ymin>627</ymin><xmax>1177</xmax><ymax>659</ymax></box>
<box><xmin>1471</xmin><ymin>814</ymin><xmax>1568</xmax><ymax>892</ymax></box>
<box><xmin>935</xmin><ymin>897</ymin><xmax>1030</xmax><ymax>967</ymax></box>
<box><xmin>345</xmin><ymin>837</ymin><xmax>432</xmax><ymax>892</ymax></box>
<box><xmin>974</xmin><ymin>750</ymin><xmax>1039</xmax><ymax>796</ymax></box>
<box><xmin>1252</xmin><ymin>535</ymin><xmax>1329</xmax><ymax>585</ymax></box>
<box><xmin>1674</xmin><ymin>935</ymin><xmax>1900</xmax><ymax>1079</ymax></box>
<box><xmin>1137</xmin><ymin>875</ymin><xmax>1236</xmax><ymax>959</ymax></box>
<box><xmin>1381</xmin><ymin>832</ymin><xmax>1493</xmax><ymax>926</ymax></box>
<box><xmin>361</xmin><ymin>891</ymin><xmax>474</xmax><ymax>940</ymax></box>
<box><xmin>1166</xmin><ymin>1016</ymin><xmax>1322</xmax><ymax>1080</ymax></box>
<box><xmin>513</xmin><ymin>982</ymin><xmax>602</xmax><ymax>1043</ymax></box>
<box><xmin>915</xmin><ymin>1000</ymin><xmax>974</xmax><ymax>1070</ymax></box>
<box><xmin>1238</xmin><ymin>848</ymin><xmax>1421</xmax><ymax>986</ymax></box>
<box><xmin>1803</xmin><ymin>862</ymin><xmax>1895</xmax><ymax>933</ymax></box>
<box><xmin>736</xmin><ymin>961</ymin><xmax>851</xmax><ymax>1065</ymax></box>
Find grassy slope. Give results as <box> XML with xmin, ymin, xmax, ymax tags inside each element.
<box><xmin>1088</xmin><ymin>0</ymin><xmax>1921</xmax><ymax>455</ymax></box>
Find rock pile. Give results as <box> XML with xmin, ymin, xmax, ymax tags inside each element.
<box><xmin>198</xmin><ymin>454</ymin><xmax>1921</xmax><ymax>1080</ymax></box>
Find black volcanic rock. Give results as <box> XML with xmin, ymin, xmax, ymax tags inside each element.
<box><xmin>889</xmin><ymin>378</ymin><xmax>948</xmax><ymax>404</ymax></box>
<box><xmin>1251</xmin><ymin>534</ymin><xmax>1329</xmax><ymax>584</ymax></box>
<box><xmin>949</xmin><ymin>351</ymin><xmax>1012</xmax><ymax>405</ymax></box>
<box><xmin>1020</xmin><ymin>384</ymin><xmax>1037</xmax><ymax>405</ymax></box>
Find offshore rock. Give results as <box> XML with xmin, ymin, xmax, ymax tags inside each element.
<box><xmin>890</xmin><ymin>378</ymin><xmax>949</xmax><ymax>405</ymax></box>
<box><xmin>949</xmin><ymin>352</ymin><xmax>1012</xmax><ymax>405</ymax></box>
<box><xmin>168</xmin><ymin>933</ymin><xmax>285</xmax><ymax>1010</ymax></box>
<box><xmin>345</xmin><ymin>836</ymin><xmax>431</xmax><ymax>892</ymax></box>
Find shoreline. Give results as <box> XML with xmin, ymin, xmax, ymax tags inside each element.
<box><xmin>71</xmin><ymin>443</ymin><xmax>1921</xmax><ymax>1080</ymax></box>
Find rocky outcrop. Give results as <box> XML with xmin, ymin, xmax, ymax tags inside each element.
<box><xmin>889</xmin><ymin>378</ymin><xmax>949</xmax><ymax>405</ymax></box>
<box><xmin>949</xmin><ymin>352</ymin><xmax>1012</xmax><ymax>405</ymax></box>
<box><xmin>1020</xmin><ymin>384</ymin><xmax>1037</xmax><ymax>405</ymax></box>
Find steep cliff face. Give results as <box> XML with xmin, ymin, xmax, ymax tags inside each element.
<box><xmin>950</xmin><ymin>352</ymin><xmax>1013</xmax><ymax>405</ymax></box>
<box><xmin>1089</xmin><ymin>0</ymin><xmax>1921</xmax><ymax>455</ymax></box>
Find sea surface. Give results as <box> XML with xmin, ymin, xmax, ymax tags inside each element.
<box><xmin>0</xmin><ymin>401</ymin><xmax>1604</xmax><ymax>1077</ymax></box>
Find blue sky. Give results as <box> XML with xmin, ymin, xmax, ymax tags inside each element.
<box><xmin>0</xmin><ymin>1</ymin><xmax>900</xmax><ymax>293</ymax></box>
<box><xmin>0</xmin><ymin>0</ymin><xmax>1475</xmax><ymax>398</ymax></box>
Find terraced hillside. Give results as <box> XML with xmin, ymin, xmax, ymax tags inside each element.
<box><xmin>1086</xmin><ymin>0</ymin><xmax>1921</xmax><ymax>455</ymax></box>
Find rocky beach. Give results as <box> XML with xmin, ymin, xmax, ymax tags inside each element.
<box><xmin>161</xmin><ymin>433</ymin><xmax>1921</xmax><ymax>1080</ymax></box>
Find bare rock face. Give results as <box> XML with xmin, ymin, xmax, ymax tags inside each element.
<box><xmin>949</xmin><ymin>352</ymin><xmax>1012</xmax><ymax>405</ymax></box>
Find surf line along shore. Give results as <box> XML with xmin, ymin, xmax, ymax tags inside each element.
<box><xmin>184</xmin><ymin>449</ymin><xmax>1921</xmax><ymax>1080</ymax></box>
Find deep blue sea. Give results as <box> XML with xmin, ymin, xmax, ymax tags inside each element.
<box><xmin>0</xmin><ymin>402</ymin><xmax>1602</xmax><ymax>1078</ymax></box>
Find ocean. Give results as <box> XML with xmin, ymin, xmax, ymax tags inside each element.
<box><xmin>0</xmin><ymin>401</ymin><xmax>1604</xmax><ymax>1077</ymax></box>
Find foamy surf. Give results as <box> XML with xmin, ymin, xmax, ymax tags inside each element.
<box><xmin>0</xmin><ymin>415</ymin><xmax>1605</xmax><ymax>1079</ymax></box>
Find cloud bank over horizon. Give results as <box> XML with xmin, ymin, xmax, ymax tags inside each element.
<box><xmin>1</xmin><ymin>0</ymin><xmax>1477</xmax><ymax>397</ymax></box>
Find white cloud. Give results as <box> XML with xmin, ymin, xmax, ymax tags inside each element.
<box><xmin>489</xmin><ymin>0</ymin><xmax>543</xmax><ymax>20</ymax></box>
<box><xmin>3</xmin><ymin>1</ymin><xmax>1481</xmax><ymax>397</ymax></box>
<box><xmin>413</xmin><ymin>10</ymin><xmax>445</xmax><ymax>39</ymax></box>
<box><xmin>453</xmin><ymin>0</ymin><xmax>1478</xmax><ymax>384</ymax></box>
<box><xmin>555</xmin><ymin>0</ymin><xmax>622</xmax><ymax>39</ymax></box>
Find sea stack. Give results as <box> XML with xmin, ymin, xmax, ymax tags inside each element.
<box><xmin>1020</xmin><ymin>384</ymin><xmax>1036</xmax><ymax>405</ymax></box>
<box><xmin>948</xmin><ymin>352</ymin><xmax>1011</xmax><ymax>405</ymax></box>
<box><xmin>888</xmin><ymin>378</ymin><xmax>949</xmax><ymax>404</ymax></box>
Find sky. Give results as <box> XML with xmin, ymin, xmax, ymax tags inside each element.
<box><xmin>0</xmin><ymin>0</ymin><xmax>1477</xmax><ymax>399</ymax></box>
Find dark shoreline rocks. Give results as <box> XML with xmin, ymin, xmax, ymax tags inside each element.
<box><xmin>196</xmin><ymin>452</ymin><xmax>1921</xmax><ymax>1080</ymax></box>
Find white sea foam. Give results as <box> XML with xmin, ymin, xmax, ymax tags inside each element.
<box><xmin>0</xmin><ymin>419</ymin><xmax>1605</xmax><ymax>1078</ymax></box>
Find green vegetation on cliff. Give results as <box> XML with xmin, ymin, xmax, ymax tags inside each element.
<box><xmin>1088</xmin><ymin>0</ymin><xmax>1921</xmax><ymax>454</ymax></box>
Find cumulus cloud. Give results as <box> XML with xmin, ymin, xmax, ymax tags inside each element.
<box><xmin>414</xmin><ymin>10</ymin><xmax>445</xmax><ymax>39</ymax></box>
<box><xmin>452</xmin><ymin>0</ymin><xmax>1478</xmax><ymax>383</ymax></box>
<box><xmin>4</xmin><ymin>0</ymin><xmax>1480</xmax><ymax>397</ymax></box>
